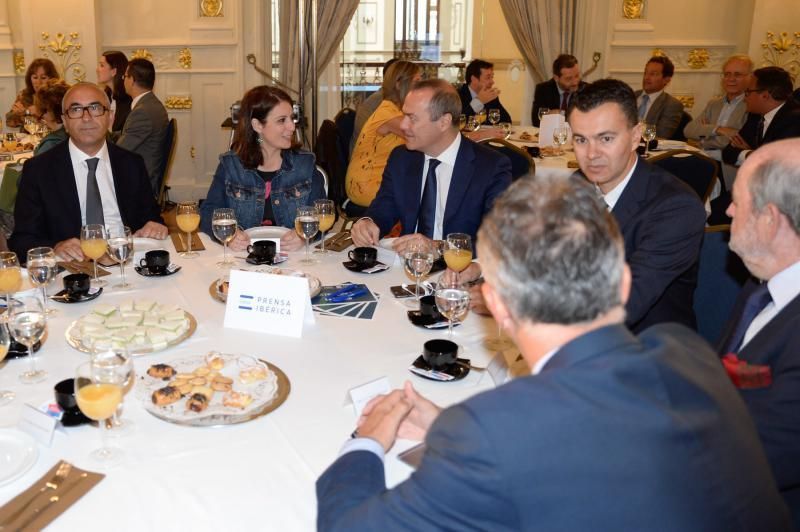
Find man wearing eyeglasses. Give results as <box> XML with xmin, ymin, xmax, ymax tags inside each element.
<box><xmin>683</xmin><ymin>55</ymin><xmax>752</xmax><ymax>150</ymax></box>
<box><xmin>9</xmin><ymin>82</ymin><xmax>166</xmax><ymax>262</ymax></box>
<box><xmin>722</xmin><ymin>66</ymin><xmax>800</xmax><ymax>166</ymax></box>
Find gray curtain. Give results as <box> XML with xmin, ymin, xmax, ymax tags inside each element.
<box><xmin>499</xmin><ymin>0</ymin><xmax>578</xmax><ymax>84</ymax></box>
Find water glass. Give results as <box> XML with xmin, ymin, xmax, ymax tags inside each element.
<box><xmin>553</xmin><ymin>126</ymin><xmax>569</xmax><ymax>156</ymax></box>
<box><xmin>212</xmin><ymin>208</ymin><xmax>237</xmax><ymax>268</ymax></box>
<box><xmin>106</xmin><ymin>225</ymin><xmax>133</xmax><ymax>289</ymax></box>
<box><xmin>11</xmin><ymin>296</ymin><xmax>47</xmax><ymax>384</ymax></box>
<box><xmin>642</xmin><ymin>122</ymin><xmax>657</xmax><ymax>158</ymax></box>
<box><xmin>27</xmin><ymin>247</ymin><xmax>57</xmax><ymax>315</ymax></box>
<box><xmin>538</xmin><ymin>107</ymin><xmax>550</xmax><ymax>124</ymax></box>
<box><xmin>488</xmin><ymin>109</ymin><xmax>500</xmax><ymax>126</ymax></box>
<box><xmin>0</xmin><ymin>324</ymin><xmax>14</xmax><ymax>404</ymax></box>
<box><xmin>403</xmin><ymin>240</ymin><xmax>434</xmax><ymax>308</ymax></box>
<box><xmin>435</xmin><ymin>277</ymin><xmax>471</xmax><ymax>339</ymax></box>
<box><xmin>295</xmin><ymin>206</ymin><xmax>320</xmax><ymax>264</ymax></box>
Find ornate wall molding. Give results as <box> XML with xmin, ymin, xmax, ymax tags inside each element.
<box><xmin>165</xmin><ymin>96</ymin><xmax>192</xmax><ymax>110</ymax></box>
<box><xmin>623</xmin><ymin>0</ymin><xmax>645</xmax><ymax>19</ymax></box>
<box><xmin>178</xmin><ymin>48</ymin><xmax>192</xmax><ymax>69</ymax></box>
<box><xmin>200</xmin><ymin>0</ymin><xmax>223</xmax><ymax>17</ymax></box>
<box><xmin>38</xmin><ymin>32</ymin><xmax>85</xmax><ymax>82</ymax></box>
<box><xmin>675</xmin><ymin>95</ymin><xmax>695</xmax><ymax>109</ymax></box>
<box><xmin>761</xmin><ymin>31</ymin><xmax>800</xmax><ymax>80</ymax></box>
<box><xmin>687</xmin><ymin>48</ymin><xmax>710</xmax><ymax>69</ymax></box>
<box><xmin>132</xmin><ymin>48</ymin><xmax>153</xmax><ymax>61</ymax></box>
<box><xmin>13</xmin><ymin>52</ymin><xmax>25</xmax><ymax>74</ymax></box>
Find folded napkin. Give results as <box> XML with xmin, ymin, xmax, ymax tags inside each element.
<box><xmin>321</xmin><ymin>231</ymin><xmax>352</xmax><ymax>252</ymax></box>
<box><xmin>170</xmin><ymin>231</ymin><xmax>205</xmax><ymax>252</ymax></box>
<box><xmin>57</xmin><ymin>261</ymin><xmax>111</xmax><ymax>277</ymax></box>
<box><xmin>0</xmin><ymin>460</ymin><xmax>105</xmax><ymax>530</ymax></box>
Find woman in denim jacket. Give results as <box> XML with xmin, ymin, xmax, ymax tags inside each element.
<box><xmin>200</xmin><ymin>86</ymin><xmax>326</xmax><ymax>251</ymax></box>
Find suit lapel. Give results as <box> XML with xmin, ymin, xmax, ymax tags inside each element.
<box><xmin>646</xmin><ymin>94</ymin><xmax>665</xmax><ymax>122</ymax></box>
<box><xmin>404</xmin><ymin>150</ymin><xmax>426</xmax><ymax>233</ymax></box>
<box><xmin>763</xmin><ymin>100</ymin><xmax>797</xmax><ymax>142</ymax></box>
<box><xmin>739</xmin><ymin>292</ymin><xmax>800</xmax><ymax>364</ymax></box>
<box><xmin>611</xmin><ymin>157</ymin><xmax>648</xmax><ymax>230</ymax></box>
<box><xmin>442</xmin><ymin>137</ymin><xmax>476</xmax><ymax>233</ymax></box>
<box><xmin>54</xmin><ymin>143</ymin><xmax>83</xmax><ymax>230</ymax></box>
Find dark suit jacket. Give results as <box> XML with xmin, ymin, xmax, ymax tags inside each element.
<box><xmin>722</xmin><ymin>99</ymin><xmax>800</xmax><ymax>165</ymax></box>
<box><xmin>718</xmin><ymin>279</ymin><xmax>800</xmax><ymax>524</ymax></box>
<box><xmin>8</xmin><ymin>141</ymin><xmax>162</xmax><ymax>258</ymax></box>
<box><xmin>458</xmin><ymin>83</ymin><xmax>511</xmax><ymax>123</ymax></box>
<box><xmin>116</xmin><ymin>91</ymin><xmax>169</xmax><ymax>195</ymax></box>
<box><xmin>597</xmin><ymin>159</ymin><xmax>706</xmax><ymax>332</ymax></box>
<box><xmin>531</xmin><ymin>78</ymin><xmax>588</xmax><ymax>126</ymax></box>
<box><xmin>635</xmin><ymin>90</ymin><xmax>684</xmax><ymax>139</ymax></box>
<box><xmin>317</xmin><ymin>324</ymin><xmax>789</xmax><ymax>531</ymax></box>
<box><xmin>364</xmin><ymin>136</ymin><xmax>511</xmax><ymax>243</ymax></box>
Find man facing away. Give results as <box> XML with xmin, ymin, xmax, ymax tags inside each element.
<box><xmin>116</xmin><ymin>57</ymin><xmax>169</xmax><ymax>196</ymax></box>
<box><xmin>531</xmin><ymin>53</ymin><xmax>586</xmax><ymax>126</ymax></box>
<box><xmin>635</xmin><ymin>55</ymin><xmax>684</xmax><ymax>139</ymax></box>
<box><xmin>719</xmin><ymin>138</ymin><xmax>800</xmax><ymax>526</ymax></box>
<box><xmin>457</xmin><ymin>59</ymin><xmax>511</xmax><ymax>124</ymax></box>
<box><xmin>317</xmin><ymin>175</ymin><xmax>789</xmax><ymax>531</ymax></box>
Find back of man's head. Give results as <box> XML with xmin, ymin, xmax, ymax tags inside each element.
<box><xmin>411</xmin><ymin>78</ymin><xmax>461</xmax><ymax>128</ymax></box>
<box><xmin>752</xmin><ymin>66</ymin><xmax>793</xmax><ymax>102</ymax></box>
<box><xmin>127</xmin><ymin>58</ymin><xmax>156</xmax><ymax>91</ymax></box>
<box><xmin>478</xmin><ymin>175</ymin><xmax>625</xmax><ymax>325</ymax></box>
<box><xmin>568</xmin><ymin>78</ymin><xmax>639</xmax><ymax>128</ymax></box>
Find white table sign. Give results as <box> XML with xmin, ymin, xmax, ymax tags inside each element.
<box><xmin>223</xmin><ymin>269</ymin><xmax>315</xmax><ymax>338</ymax></box>
<box><xmin>344</xmin><ymin>376</ymin><xmax>391</xmax><ymax>417</ymax></box>
<box><xmin>18</xmin><ymin>403</ymin><xmax>56</xmax><ymax>446</ymax></box>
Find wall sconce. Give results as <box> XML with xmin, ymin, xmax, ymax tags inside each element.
<box><xmin>362</xmin><ymin>16</ymin><xmax>374</xmax><ymax>26</ymax></box>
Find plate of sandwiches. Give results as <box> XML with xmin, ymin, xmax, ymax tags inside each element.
<box><xmin>139</xmin><ymin>352</ymin><xmax>290</xmax><ymax>426</ymax></box>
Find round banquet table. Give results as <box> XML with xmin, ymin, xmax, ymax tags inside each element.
<box><xmin>0</xmin><ymin>233</ymin><xmax>518</xmax><ymax>531</ymax></box>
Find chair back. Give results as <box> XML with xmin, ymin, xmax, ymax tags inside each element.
<box><xmin>0</xmin><ymin>159</ymin><xmax>27</xmax><ymax>214</ymax></box>
<box><xmin>649</xmin><ymin>149</ymin><xmax>719</xmax><ymax>203</ymax></box>
<box><xmin>315</xmin><ymin>119</ymin><xmax>346</xmax><ymax>206</ymax></box>
<box><xmin>316</xmin><ymin>164</ymin><xmax>329</xmax><ymax>196</ymax></box>
<box><xmin>670</xmin><ymin>111</ymin><xmax>692</xmax><ymax>141</ymax></box>
<box><xmin>693</xmin><ymin>225</ymin><xmax>750</xmax><ymax>344</ymax></box>
<box><xmin>477</xmin><ymin>137</ymin><xmax>535</xmax><ymax>180</ymax></box>
<box><xmin>157</xmin><ymin>118</ymin><xmax>178</xmax><ymax>208</ymax></box>
<box><xmin>333</xmin><ymin>108</ymin><xmax>355</xmax><ymax>168</ymax></box>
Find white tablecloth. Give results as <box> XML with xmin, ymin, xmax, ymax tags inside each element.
<box><xmin>0</xmin><ymin>233</ymin><xmax>514</xmax><ymax>531</ymax></box>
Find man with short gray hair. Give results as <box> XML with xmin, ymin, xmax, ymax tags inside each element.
<box><xmin>718</xmin><ymin>138</ymin><xmax>800</xmax><ymax>525</ymax></box>
<box><xmin>316</xmin><ymin>175</ymin><xmax>789</xmax><ymax>531</ymax></box>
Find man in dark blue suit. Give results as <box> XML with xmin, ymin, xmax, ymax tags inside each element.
<box><xmin>569</xmin><ymin>79</ymin><xmax>706</xmax><ymax>332</ymax></box>
<box><xmin>457</xmin><ymin>59</ymin><xmax>511</xmax><ymax>123</ymax></box>
<box><xmin>718</xmin><ymin>138</ymin><xmax>800</xmax><ymax>526</ymax></box>
<box><xmin>531</xmin><ymin>53</ymin><xmax>587</xmax><ymax>126</ymax></box>
<box><xmin>317</xmin><ymin>176</ymin><xmax>789</xmax><ymax>531</ymax></box>
<box><xmin>351</xmin><ymin>79</ymin><xmax>511</xmax><ymax>255</ymax></box>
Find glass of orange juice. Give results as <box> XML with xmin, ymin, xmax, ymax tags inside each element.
<box><xmin>444</xmin><ymin>233</ymin><xmax>473</xmax><ymax>273</ymax></box>
<box><xmin>81</xmin><ymin>224</ymin><xmax>108</xmax><ymax>288</ymax></box>
<box><xmin>76</xmin><ymin>360</ymin><xmax>124</xmax><ymax>464</ymax></box>
<box><xmin>0</xmin><ymin>251</ymin><xmax>22</xmax><ymax>317</ymax></box>
<box><xmin>176</xmin><ymin>201</ymin><xmax>200</xmax><ymax>258</ymax></box>
<box><xmin>92</xmin><ymin>346</ymin><xmax>135</xmax><ymax>435</ymax></box>
<box><xmin>313</xmin><ymin>199</ymin><xmax>335</xmax><ymax>255</ymax></box>
<box><xmin>0</xmin><ymin>322</ymin><xmax>13</xmax><ymax>405</ymax></box>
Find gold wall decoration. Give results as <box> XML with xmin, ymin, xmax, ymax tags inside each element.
<box><xmin>165</xmin><ymin>96</ymin><xmax>192</xmax><ymax>110</ymax></box>
<box><xmin>651</xmin><ymin>48</ymin><xmax>666</xmax><ymax>58</ymax></box>
<box><xmin>200</xmin><ymin>0</ymin><xmax>223</xmax><ymax>17</ymax></box>
<box><xmin>38</xmin><ymin>32</ymin><xmax>85</xmax><ymax>83</ymax></box>
<box><xmin>687</xmin><ymin>48</ymin><xmax>710</xmax><ymax>69</ymax></box>
<box><xmin>761</xmin><ymin>31</ymin><xmax>800</xmax><ymax>80</ymax></box>
<box><xmin>13</xmin><ymin>52</ymin><xmax>25</xmax><ymax>74</ymax></box>
<box><xmin>190</xmin><ymin>146</ymin><xmax>196</xmax><ymax>159</ymax></box>
<box><xmin>676</xmin><ymin>95</ymin><xmax>695</xmax><ymax>109</ymax></box>
<box><xmin>178</xmin><ymin>48</ymin><xmax>192</xmax><ymax>69</ymax></box>
<box><xmin>132</xmin><ymin>49</ymin><xmax>153</xmax><ymax>61</ymax></box>
<box><xmin>623</xmin><ymin>0</ymin><xmax>645</xmax><ymax>19</ymax></box>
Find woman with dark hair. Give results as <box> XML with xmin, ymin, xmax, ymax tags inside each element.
<box><xmin>32</xmin><ymin>79</ymin><xmax>71</xmax><ymax>156</ymax></box>
<box><xmin>96</xmin><ymin>51</ymin><xmax>132</xmax><ymax>132</ymax></box>
<box><xmin>6</xmin><ymin>58</ymin><xmax>59</xmax><ymax>128</ymax></box>
<box><xmin>199</xmin><ymin>86</ymin><xmax>326</xmax><ymax>251</ymax></box>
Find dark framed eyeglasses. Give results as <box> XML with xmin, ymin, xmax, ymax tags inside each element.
<box><xmin>744</xmin><ymin>88</ymin><xmax>766</xmax><ymax>96</ymax></box>
<box><xmin>64</xmin><ymin>103</ymin><xmax>108</xmax><ymax>119</ymax></box>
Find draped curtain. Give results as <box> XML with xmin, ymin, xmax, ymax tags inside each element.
<box><xmin>499</xmin><ymin>0</ymin><xmax>578</xmax><ymax>84</ymax></box>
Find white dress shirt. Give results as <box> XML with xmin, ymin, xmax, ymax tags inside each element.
<box><xmin>742</xmin><ymin>260</ymin><xmax>800</xmax><ymax>348</ymax></box>
<box><xmin>468</xmin><ymin>87</ymin><xmax>484</xmax><ymax>114</ymax></box>
<box><xmin>130</xmin><ymin>90</ymin><xmax>151</xmax><ymax>110</ymax></box>
<box><xmin>68</xmin><ymin>139</ymin><xmax>123</xmax><ymax>229</ymax></box>
<box><xmin>416</xmin><ymin>133</ymin><xmax>461</xmax><ymax>240</ymax></box>
<box><xmin>601</xmin><ymin>158</ymin><xmax>638</xmax><ymax>211</ymax></box>
<box><xmin>736</xmin><ymin>102</ymin><xmax>785</xmax><ymax>166</ymax></box>
<box><xmin>715</xmin><ymin>93</ymin><xmax>745</xmax><ymax>129</ymax></box>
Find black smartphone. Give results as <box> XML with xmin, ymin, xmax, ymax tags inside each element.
<box><xmin>390</xmin><ymin>285</ymin><xmax>415</xmax><ymax>299</ymax></box>
<box><xmin>398</xmin><ymin>443</ymin><xmax>426</xmax><ymax>469</ymax></box>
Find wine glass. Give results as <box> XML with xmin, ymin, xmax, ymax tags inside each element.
<box><xmin>642</xmin><ymin>123</ymin><xmax>657</xmax><ymax>158</ymax></box>
<box><xmin>91</xmin><ymin>346</ymin><xmax>134</xmax><ymax>435</ymax></box>
<box><xmin>211</xmin><ymin>208</ymin><xmax>237</xmax><ymax>268</ymax></box>
<box><xmin>75</xmin><ymin>360</ymin><xmax>124</xmax><ymax>464</ymax></box>
<box><xmin>106</xmin><ymin>225</ymin><xmax>133</xmax><ymax>289</ymax></box>
<box><xmin>476</xmin><ymin>109</ymin><xmax>487</xmax><ymax>128</ymax></box>
<box><xmin>81</xmin><ymin>224</ymin><xmax>108</xmax><ymax>288</ymax></box>
<box><xmin>443</xmin><ymin>233</ymin><xmax>473</xmax><ymax>273</ymax></box>
<box><xmin>23</xmin><ymin>115</ymin><xmax>37</xmax><ymax>136</ymax></box>
<box><xmin>553</xmin><ymin>126</ymin><xmax>569</xmax><ymax>156</ymax></box>
<box><xmin>314</xmin><ymin>199</ymin><xmax>335</xmax><ymax>255</ymax></box>
<box><xmin>403</xmin><ymin>240</ymin><xmax>434</xmax><ymax>309</ymax></box>
<box><xmin>0</xmin><ymin>251</ymin><xmax>22</xmax><ymax>317</ymax></box>
<box><xmin>27</xmin><ymin>247</ymin><xmax>57</xmax><ymax>316</ymax></box>
<box><xmin>294</xmin><ymin>205</ymin><xmax>320</xmax><ymax>264</ymax></box>
<box><xmin>176</xmin><ymin>201</ymin><xmax>200</xmax><ymax>258</ymax></box>
<box><xmin>465</xmin><ymin>116</ymin><xmax>478</xmax><ymax>132</ymax></box>
<box><xmin>0</xmin><ymin>323</ymin><xmax>14</xmax><ymax>405</ymax></box>
<box><xmin>500</xmin><ymin>122</ymin><xmax>511</xmax><ymax>140</ymax></box>
<box><xmin>537</xmin><ymin>107</ymin><xmax>550</xmax><ymax>124</ymax></box>
<box><xmin>435</xmin><ymin>277</ymin><xmax>471</xmax><ymax>339</ymax></box>
<box><xmin>10</xmin><ymin>296</ymin><xmax>47</xmax><ymax>384</ymax></box>
<box><xmin>488</xmin><ymin>109</ymin><xmax>500</xmax><ymax>127</ymax></box>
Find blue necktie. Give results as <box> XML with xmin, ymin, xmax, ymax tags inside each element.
<box><xmin>720</xmin><ymin>282</ymin><xmax>772</xmax><ymax>354</ymax></box>
<box><xmin>416</xmin><ymin>159</ymin><xmax>440</xmax><ymax>238</ymax></box>
<box><xmin>638</xmin><ymin>94</ymin><xmax>649</xmax><ymax>120</ymax></box>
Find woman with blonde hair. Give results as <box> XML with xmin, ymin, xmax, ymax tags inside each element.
<box><xmin>345</xmin><ymin>60</ymin><xmax>421</xmax><ymax>214</ymax></box>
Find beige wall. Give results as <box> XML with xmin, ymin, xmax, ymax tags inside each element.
<box><xmin>749</xmin><ymin>0</ymin><xmax>800</xmax><ymax>85</ymax></box>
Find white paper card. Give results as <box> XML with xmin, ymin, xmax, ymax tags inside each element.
<box><xmin>18</xmin><ymin>403</ymin><xmax>56</xmax><ymax>446</ymax></box>
<box><xmin>487</xmin><ymin>352</ymin><xmax>512</xmax><ymax>386</ymax></box>
<box><xmin>223</xmin><ymin>269</ymin><xmax>315</xmax><ymax>338</ymax></box>
<box><xmin>345</xmin><ymin>377</ymin><xmax>391</xmax><ymax>417</ymax></box>
<box><xmin>538</xmin><ymin>113</ymin><xmax>565</xmax><ymax>148</ymax></box>
<box><xmin>376</xmin><ymin>247</ymin><xmax>396</xmax><ymax>268</ymax></box>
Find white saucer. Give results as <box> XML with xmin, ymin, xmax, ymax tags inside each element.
<box><xmin>245</xmin><ymin>227</ymin><xmax>289</xmax><ymax>242</ymax></box>
<box><xmin>0</xmin><ymin>429</ymin><xmax>38</xmax><ymax>486</ymax></box>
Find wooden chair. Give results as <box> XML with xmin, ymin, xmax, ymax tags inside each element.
<box><xmin>157</xmin><ymin>118</ymin><xmax>178</xmax><ymax>210</ymax></box>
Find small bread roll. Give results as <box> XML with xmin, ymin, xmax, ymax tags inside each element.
<box><xmin>152</xmin><ymin>386</ymin><xmax>181</xmax><ymax>406</ymax></box>
<box><xmin>147</xmin><ymin>364</ymin><xmax>176</xmax><ymax>380</ymax></box>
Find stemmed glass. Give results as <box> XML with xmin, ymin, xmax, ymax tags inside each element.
<box><xmin>75</xmin><ymin>360</ymin><xmax>124</xmax><ymax>464</ymax></box>
<box><xmin>176</xmin><ymin>201</ymin><xmax>200</xmax><ymax>258</ymax></box>
<box><xmin>465</xmin><ymin>116</ymin><xmax>478</xmax><ymax>132</ymax></box>
<box><xmin>3</xmin><ymin>133</ymin><xmax>18</xmax><ymax>152</ymax></box>
<box><xmin>476</xmin><ymin>109</ymin><xmax>487</xmax><ymax>129</ymax></box>
<box><xmin>443</xmin><ymin>233</ymin><xmax>473</xmax><ymax>274</ymax></box>
<box><xmin>22</xmin><ymin>115</ymin><xmax>37</xmax><ymax>136</ymax></box>
<box><xmin>553</xmin><ymin>125</ymin><xmax>569</xmax><ymax>156</ymax></box>
<box><xmin>81</xmin><ymin>224</ymin><xmax>108</xmax><ymax>288</ymax></box>
<box><xmin>538</xmin><ymin>107</ymin><xmax>550</xmax><ymax>124</ymax></box>
<box><xmin>314</xmin><ymin>199</ymin><xmax>335</xmax><ymax>255</ymax></box>
<box><xmin>27</xmin><ymin>247</ymin><xmax>57</xmax><ymax>316</ymax></box>
<box><xmin>0</xmin><ymin>323</ymin><xmax>14</xmax><ymax>405</ymax></box>
<box><xmin>11</xmin><ymin>296</ymin><xmax>47</xmax><ymax>384</ymax></box>
<box><xmin>295</xmin><ymin>205</ymin><xmax>320</xmax><ymax>264</ymax></box>
<box><xmin>435</xmin><ymin>277</ymin><xmax>471</xmax><ymax>339</ymax></box>
<box><xmin>0</xmin><ymin>251</ymin><xmax>22</xmax><ymax>316</ymax></box>
<box><xmin>403</xmin><ymin>240</ymin><xmax>434</xmax><ymax>309</ymax></box>
<box><xmin>92</xmin><ymin>346</ymin><xmax>135</xmax><ymax>435</ymax></box>
<box><xmin>488</xmin><ymin>109</ymin><xmax>500</xmax><ymax>127</ymax></box>
<box><xmin>500</xmin><ymin>122</ymin><xmax>511</xmax><ymax>140</ymax></box>
<box><xmin>106</xmin><ymin>225</ymin><xmax>133</xmax><ymax>289</ymax></box>
<box><xmin>212</xmin><ymin>208</ymin><xmax>237</xmax><ymax>268</ymax></box>
<box><xmin>642</xmin><ymin>122</ymin><xmax>657</xmax><ymax>158</ymax></box>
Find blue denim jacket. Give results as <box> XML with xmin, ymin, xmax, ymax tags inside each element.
<box><xmin>200</xmin><ymin>149</ymin><xmax>326</xmax><ymax>237</ymax></box>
